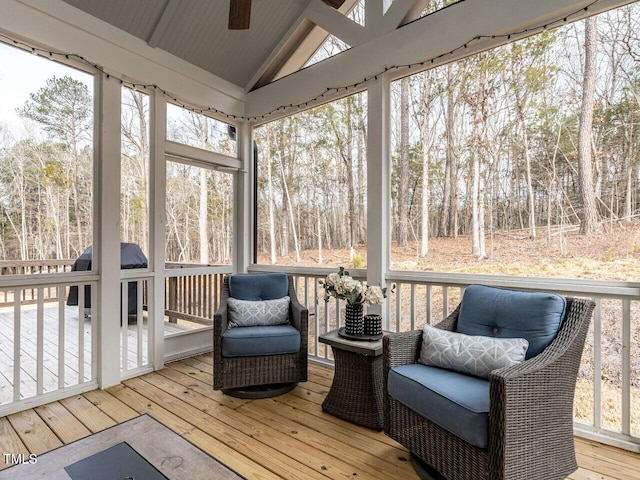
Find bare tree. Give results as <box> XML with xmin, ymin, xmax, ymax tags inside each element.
<box><xmin>18</xmin><ymin>76</ymin><xmax>92</xmax><ymax>255</ymax></box>
<box><xmin>398</xmin><ymin>77</ymin><xmax>410</xmax><ymax>246</ymax></box>
<box><xmin>578</xmin><ymin>16</ymin><xmax>601</xmax><ymax>234</ymax></box>
<box><xmin>440</xmin><ymin>63</ymin><xmax>460</xmax><ymax>237</ymax></box>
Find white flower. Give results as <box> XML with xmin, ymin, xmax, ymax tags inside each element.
<box><xmin>325</xmin><ymin>272</ymin><xmax>341</xmax><ymax>287</ymax></box>
<box><xmin>364</xmin><ymin>286</ymin><xmax>385</xmax><ymax>305</ymax></box>
<box><xmin>334</xmin><ymin>276</ymin><xmax>358</xmax><ymax>295</ymax></box>
<box><xmin>321</xmin><ymin>268</ymin><xmax>377</xmax><ymax>305</ymax></box>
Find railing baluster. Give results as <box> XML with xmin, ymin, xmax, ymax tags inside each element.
<box><xmin>58</xmin><ymin>286</ymin><xmax>65</xmax><ymax>389</ymax></box>
<box><xmin>36</xmin><ymin>287</ymin><xmax>44</xmax><ymax>395</ymax></box>
<box><xmin>13</xmin><ymin>291</ymin><xmax>21</xmax><ymax>402</ymax></box>
<box><xmin>593</xmin><ymin>298</ymin><xmax>602</xmax><ymax>430</ymax></box>
<box><xmin>426</xmin><ymin>284</ymin><xmax>432</xmax><ymax>325</ymax></box>
<box><xmin>78</xmin><ymin>283</ymin><xmax>85</xmax><ymax>384</ymax></box>
<box><xmin>622</xmin><ymin>299</ymin><xmax>631</xmax><ymax>436</ymax></box>
<box><xmin>121</xmin><ymin>282</ymin><xmax>128</xmax><ymax>372</ymax></box>
<box><xmin>137</xmin><ymin>280</ymin><xmax>144</xmax><ymax>368</ymax></box>
<box><xmin>90</xmin><ymin>283</ymin><xmax>98</xmax><ymax>382</ymax></box>
<box><xmin>442</xmin><ymin>286</ymin><xmax>450</xmax><ymax>319</ymax></box>
<box><xmin>395</xmin><ymin>284</ymin><xmax>403</xmax><ymax>332</ymax></box>
<box><xmin>410</xmin><ymin>283</ymin><xmax>416</xmax><ymax>331</ymax></box>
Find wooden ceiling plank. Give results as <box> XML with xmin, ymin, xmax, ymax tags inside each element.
<box><xmin>148</xmin><ymin>0</ymin><xmax>181</xmax><ymax>48</ymax></box>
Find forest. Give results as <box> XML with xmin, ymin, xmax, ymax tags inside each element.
<box><xmin>1</xmin><ymin>2</ymin><xmax>640</xmax><ymax>274</ymax></box>
<box><xmin>254</xmin><ymin>2</ymin><xmax>640</xmax><ymax>270</ymax></box>
<box><xmin>0</xmin><ymin>70</ymin><xmax>234</xmax><ymax>265</ymax></box>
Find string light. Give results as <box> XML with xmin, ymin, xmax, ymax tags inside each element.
<box><xmin>0</xmin><ymin>0</ymin><xmax>601</xmax><ymax>123</ymax></box>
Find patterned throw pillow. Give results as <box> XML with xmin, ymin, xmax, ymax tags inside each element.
<box><xmin>419</xmin><ymin>324</ymin><xmax>529</xmax><ymax>378</ymax></box>
<box><xmin>227</xmin><ymin>296</ymin><xmax>290</xmax><ymax>328</ymax></box>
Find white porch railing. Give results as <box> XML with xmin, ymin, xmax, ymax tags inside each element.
<box><xmin>0</xmin><ymin>263</ymin><xmax>230</xmax><ymax>416</ymax></box>
<box><xmin>249</xmin><ymin>264</ymin><xmax>640</xmax><ymax>453</ymax></box>
<box><xmin>119</xmin><ymin>274</ymin><xmax>153</xmax><ymax>379</ymax></box>
<box><xmin>0</xmin><ymin>273</ymin><xmax>98</xmax><ymax>417</ymax></box>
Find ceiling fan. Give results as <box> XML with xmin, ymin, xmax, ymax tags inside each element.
<box><xmin>228</xmin><ymin>0</ymin><xmax>347</xmax><ymax>30</ymax></box>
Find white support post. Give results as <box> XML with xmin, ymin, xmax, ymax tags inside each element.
<box><xmin>234</xmin><ymin>121</ymin><xmax>253</xmax><ymax>273</ymax></box>
<box><xmin>150</xmin><ymin>89</ymin><xmax>167</xmax><ymax>369</ymax></box>
<box><xmin>367</xmin><ymin>76</ymin><xmax>391</xmax><ymax>325</ymax></box>
<box><xmin>95</xmin><ymin>73</ymin><xmax>122</xmax><ymax>388</ymax></box>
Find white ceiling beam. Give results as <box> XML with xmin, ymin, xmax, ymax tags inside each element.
<box><xmin>380</xmin><ymin>0</ymin><xmax>416</xmax><ymax>33</ymax></box>
<box><xmin>306</xmin><ymin>0</ymin><xmax>367</xmax><ymax>46</ymax></box>
<box><xmin>396</xmin><ymin>0</ymin><xmax>433</xmax><ymax>26</ymax></box>
<box><xmin>365</xmin><ymin>0</ymin><xmax>390</xmax><ymax>32</ymax></box>
<box><xmin>246</xmin><ymin>0</ymin><xmax>637</xmax><ymax>121</ymax></box>
<box><xmin>245</xmin><ymin>9</ymin><xmax>311</xmax><ymax>90</ymax></box>
<box><xmin>247</xmin><ymin>0</ymin><xmax>360</xmax><ymax>90</ymax></box>
<box><xmin>147</xmin><ymin>0</ymin><xmax>180</xmax><ymax>48</ymax></box>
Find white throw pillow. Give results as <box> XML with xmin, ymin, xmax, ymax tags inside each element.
<box><xmin>419</xmin><ymin>324</ymin><xmax>529</xmax><ymax>378</ymax></box>
<box><xmin>227</xmin><ymin>296</ymin><xmax>290</xmax><ymax>328</ymax></box>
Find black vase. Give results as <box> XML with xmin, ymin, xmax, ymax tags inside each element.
<box><xmin>364</xmin><ymin>314</ymin><xmax>382</xmax><ymax>336</ymax></box>
<box><xmin>344</xmin><ymin>303</ymin><xmax>364</xmax><ymax>335</ymax></box>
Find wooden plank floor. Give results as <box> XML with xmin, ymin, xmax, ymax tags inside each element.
<box><xmin>1</xmin><ymin>354</ymin><xmax>639</xmax><ymax>479</ymax></box>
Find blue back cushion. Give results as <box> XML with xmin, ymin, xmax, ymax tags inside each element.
<box><xmin>457</xmin><ymin>285</ymin><xmax>566</xmax><ymax>359</ymax></box>
<box><xmin>229</xmin><ymin>273</ymin><xmax>289</xmax><ymax>300</ymax></box>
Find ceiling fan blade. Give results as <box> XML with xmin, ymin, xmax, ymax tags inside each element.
<box><xmin>229</xmin><ymin>0</ymin><xmax>251</xmax><ymax>30</ymax></box>
<box><xmin>321</xmin><ymin>0</ymin><xmax>347</xmax><ymax>8</ymax></box>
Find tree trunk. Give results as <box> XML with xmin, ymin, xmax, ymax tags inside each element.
<box><xmin>266</xmin><ymin>126</ymin><xmax>277</xmax><ymax>264</ymax></box>
<box><xmin>346</xmin><ymin>99</ymin><xmax>357</xmax><ymax>257</ymax></box>
<box><xmin>417</xmin><ymin>73</ymin><xmax>433</xmax><ymax>257</ymax></box>
<box><xmin>472</xmin><ymin>153</ymin><xmax>482</xmax><ymax>257</ymax></box>
<box><xmin>523</xmin><ymin>125</ymin><xmax>537</xmax><ymax>239</ymax></box>
<box><xmin>280</xmin><ymin>160</ymin><xmax>301</xmax><ymax>263</ymax></box>
<box><xmin>420</xmin><ymin>130</ymin><xmax>430</xmax><ymax>257</ymax></box>
<box><xmin>357</xmin><ymin>104</ymin><xmax>366</xmax><ymax>243</ymax></box>
<box><xmin>398</xmin><ymin>77</ymin><xmax>410</xmax><ymax>246</ymax></box>
<box><xmin>444</xmin><ymin>64</ymin><xmax>458</xmax><ymax>237</ymax></box>
<box><xmin>199</xmin><ymin>168</ymin><xmax>209</xmax><ymax>264</ymax></box>
<box><xmin>513</xmin><ymin>79</ymin><xmax>536</xmax><ymax>239</ymax></box>
<box><xmin>578</xmin><ymin>16</ymin><xmax>600</xmax><ymax>234</ymax></box>
<box><xmin>198</xmin><ymin>116</ymin><xmax>209</xmax><ymax>264</ymax></box>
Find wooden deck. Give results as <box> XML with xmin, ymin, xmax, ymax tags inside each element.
<box><xmin>0</xmin><ymin>355</ymin><xmax>638</xmax><ymax>479</ymax></box>
<box><xmin>0</xmin><ymin>303</ymin><xmax>194</xmax><ymax>404</ymax></box>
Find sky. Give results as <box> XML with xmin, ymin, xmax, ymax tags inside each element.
<box><xmin>0</xmin><ymin>41</ymin><xmax>92</xmax><ymax>140</ymax></box>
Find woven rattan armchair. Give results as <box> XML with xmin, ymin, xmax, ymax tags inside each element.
<box><xmin>213</xmin><ymin>273</ymin><xmax>308</xmax><ymax>398</ymax></box>
<box><xmin>383</xmin><ymin>293</ymin><xmax>595</xmax><ymax>480</ymax></box>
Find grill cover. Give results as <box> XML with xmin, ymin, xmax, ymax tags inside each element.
<box><xmin>67</xmin><ymin>242</ymin><xmax>148</xmax><ymax>315</ymax></box>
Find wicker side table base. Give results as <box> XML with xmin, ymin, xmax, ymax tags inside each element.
<box><xmin>321</xmin><ymin>347</ymin><xmax>384</xmax><ymax>430</ymax></box>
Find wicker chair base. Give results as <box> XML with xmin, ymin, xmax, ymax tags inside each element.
<box><xmin>411</xmin><ymin>454</ymin><xmax>447</xmax><ymax>480</ymax></box>
<box><xmin>222</xmin><ymin>382</ymin><xmax>297</xmax><ymax>399</ymax></box>
<box><xmin>385</xmin><ymin>396</ymin><xmax>489</xmax><ymax>480</ymax></box>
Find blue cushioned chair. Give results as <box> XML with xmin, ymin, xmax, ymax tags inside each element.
<box><xmin>384</xmin><ymin>285</ymin><xmax>595</xmax><ymax>480</ymax></box>
<box><xmin>213</xmin><ymin>273</ymin><xmax>308</xmax><ymax>398</ymax></box>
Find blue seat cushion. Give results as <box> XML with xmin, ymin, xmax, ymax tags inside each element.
<box><xmin>221</xmin><ymin>325</ymin><xmax>300</xmax><ymax>357</ymax></box>
<box><xmin>388</xmin><ymin>364</ymin><xmax>490</xmax><ymax>449</ymax></box>
<box><xmin>457</xmin><ymin>285</ymin><xmax>567</xmax><ymax>359</ymax></box>
<box><xmin>229</xmin><ymin>273</ymin><xmax>289</xmax><ymax>301</ymax></box>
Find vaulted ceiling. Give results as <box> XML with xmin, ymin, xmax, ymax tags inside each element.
<box><xmin>60</xmin><ymin>0</ymin><xmax>427</xmax><ymax>92</ymax></box>
<box><xmin>8</xmin><ymin>0</ymin><xmax>636</xmax><ymax>121</ymax></box>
